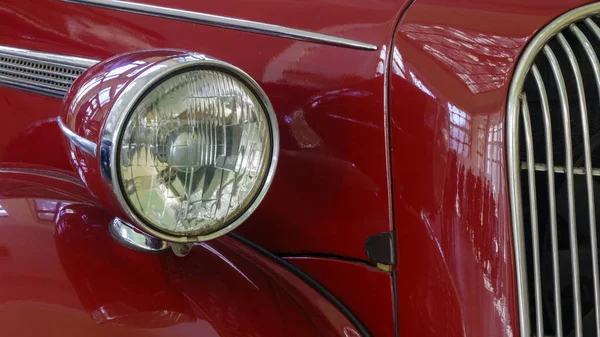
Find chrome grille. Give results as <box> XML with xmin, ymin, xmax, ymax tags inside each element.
<box><xmin>508</xmin><ymin>4</ymin><xmax>600</xmax><ymax>337</ymax></box>
<box><xmin>0</xmin><ymin>46</ymin><xmax>98</xmax><ymax>97</ymax></box>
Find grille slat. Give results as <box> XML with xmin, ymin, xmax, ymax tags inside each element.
<box><xmin>521</xmin><ymin>163</ymin><xmax>600</xmax><ymax>176</ymax></box>
<box><xmin>545</xmin><ymin>42</ymin><xmax>585</xmax><ymax>337</ymax></box>
<box><xmin>0</xmin><ymin>75</ymin><xmax>67</xmax><ymax>96</ymax></box>
<box><xmin>0</xmin><ymin>46</ymin><xmax>98</xmax><ymax>97</ymax></box>
<box><xmin>571</xmin><ymin>23</ymin><xmax>600</xmax><ymax>336</ymax></box>
<box><xmin>532</xmin><ymin>63</ymin><xmax>565</xmax><ymax>337</ymax></box>
<box><xmin>586</xmin><ymin>18</ymin><xmax>600</xmax><ymax>42</ymax></box>
<box><xmin>557</xmin><ymin>32</ymin><xmax>586</xmax><ymax>337</ymax></box>
<box><xmin>508</xmin><ymin>5</ymin><xmax>600</xmax><ymax>337</ymax></box>
<box><xmin>522</xmin><ymin>92</ymin><xmax>546</xmax><ymax>337</ymax></box>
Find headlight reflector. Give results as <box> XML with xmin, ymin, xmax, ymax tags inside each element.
<box><xmin>118</xmin><ymin>68</ymin><xmax>274</xmax><ymax>237</ymax></box>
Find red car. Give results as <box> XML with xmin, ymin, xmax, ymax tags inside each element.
<box><xmin>1</xmin><ymin>0</ymin><xmax>599</xmax><ymax>336</ymax></box>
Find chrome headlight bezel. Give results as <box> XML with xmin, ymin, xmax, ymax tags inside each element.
<box><xmin>100</xmin><ymin>54</ymin><xmax>279</xmax><ymax>243</ymax></box>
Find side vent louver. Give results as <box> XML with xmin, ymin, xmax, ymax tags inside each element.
<box><xmin>0</xmin><ymin>46</ymin><xmax>97</xmax><ymax>97</ymax></box>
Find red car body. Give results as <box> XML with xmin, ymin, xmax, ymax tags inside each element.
<box><xmin>0</xmin><ymin>0</ymin><xmax>596</xmax><ymax>336</ymax></box>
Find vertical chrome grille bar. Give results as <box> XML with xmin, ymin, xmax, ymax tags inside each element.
<box><xmin>531</xmin><ymin>64</ymin><xmax>564</xmax><ymax>337</ymax></box>
<box><xmin>546</xmin><ymin>41</ymin><xmax>583</xmax><ymax>337</ymax></box>
<box><xmin>508</xmin><ymin>77</ymin><xmax>531</xmax><ymax>337</ymax></box>
<box><xmin>585</xmin><ymin>17</ymin><xmax>600</xmax><ymax>40</ymax></box>
<box><xmin>571</xmin><ymin>23</ymin><xmax>600</xmax><ymax>336</ymax></box>
<box><xmin>521</xmin><ymin>93</ymin><xmax>545</xmax><ymax>337</ymax></box>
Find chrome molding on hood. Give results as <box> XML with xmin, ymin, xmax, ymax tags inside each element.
<box><xmin>61</xmin><ymin>0</ymin><xmax>378</xmax><ymax>51</ymax></box>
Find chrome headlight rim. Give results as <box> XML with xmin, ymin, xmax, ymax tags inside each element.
<box><xmin>100</xmin><ymin>53</ymin><xmax>279</xmax><ymax>243</ymax></box>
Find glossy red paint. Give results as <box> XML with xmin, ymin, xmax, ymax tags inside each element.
<box><xmin>285</xmin><ymin>256</ymin><xmax>396</xmax><ymax>337</ymax></box>
<box><xmin>0</xmin><ymin>172</ymin><xmax>362</xmax><ymax>337</ymax></box>
<box><xmin>0</xmin><ymin>0</ymin><xmax>411</xmax><ymax>261</ymax></box>
<box><xmin>0</xmin><ymin>87</ymin><xmax>73</xmax><ymax>172</ymax></box>
<box><xmin>389</xmin><ymin>1</ymin><xmax>594</xmax><ymax>336</ymax></box>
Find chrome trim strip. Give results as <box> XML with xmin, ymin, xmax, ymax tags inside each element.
<box><xmin>0</xmin><ymin>76</ymin><xmax>66</xmax><ymax>98</ymax></box>
<box><xmin>0</xmin><ymin>66</ymin><xmax>74</xmax><ymax>86</ymax></box>
<box><xmin>0</xmin><ymin>45</ymin><xmax>98</xmax><ymax>70</ymax></box>
<box><xmin>547</xmin><ymin>40</ymin><xmax>583</xmax><ymax>337</ymax></box>
<box><xmin>520</xmin><ymin>162</ymin><xmax>600</xmax><ymax>176</ymax></box>
<box><xmin>57</xmin><ymin>116</ymin><xmax>98</xmax><ymax>156</ymax></box>
<box><xmin>521</xmin><ymin>93</ymin><xmax>544</xmax><ymax>337</ymax></box>
<box><xmin>0</xmin><ymin>167</ymin><xmax>85</xmax><ymax>186</ymax></box>
<box><xmin>61</xmin><ymin>0</ymin><xmax>378</xmax><ymax>51</ymax></box>
<box><xmin>531</xmin><ymin>64</ymin><xmax>563</xmax><ymax>336</ymax></box>
<box><xmin>109</xmin><ymin>218</ymin><xmax>170</xmax><ymax>252</ymax></box>
<box><xmin>571</xmin><ymin>23</ymin><xmax>600</xmax><ymax>336</ymax></box>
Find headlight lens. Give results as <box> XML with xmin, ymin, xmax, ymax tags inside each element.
<box><xmin>118</xmin><ymin>69</ymin><xmax>272</xmax><ymax>237</ymax></box>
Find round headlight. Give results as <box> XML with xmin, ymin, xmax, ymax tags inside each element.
<box><xmin>60</xmin><ymin>51</ymin><xmax>278</xmax><ymax>247</ymax></box>
<box><xmin>55</xmin><ymin>52</ymin><xmax>281</xmax><ymax>244</ymax></box>
<box><xmin>117</xmin><ymin>68</ymin><xmax>274</xmax><ymax>238</ymax></box>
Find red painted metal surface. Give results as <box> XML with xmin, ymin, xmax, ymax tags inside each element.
<box><xmin>0</xmin><ymin>0</ymin><xmax>411</xmax><ymax>261</ymax></box>
<box><xmin>0</xmin><ymin>172</ymin><xmax>362</xmax><ymax>337</ymax></box>
<box><xmin>0</xmin><ymin>87</ymin><xmax>73</xmax><ymax>172</ymax></box>
<box><xmin>285</xmin><ymin>256</ymin><xmax>396</xmax><ymax>337</ymax></box>
<box><xmin>389</xmin><ymin>1</ymin><xmax>594</xmax><ymax>336</ymax></box>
